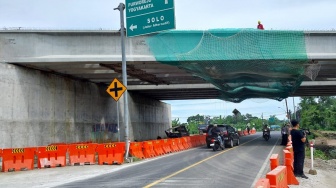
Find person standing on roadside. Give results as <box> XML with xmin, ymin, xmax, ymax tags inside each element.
<box><xmin>281</xmin><ymin>124</ymin><xmax>289</xmax><ymax>145</ymax></box>
<box><xmin>257</xmin><ymin>20</ymin><xmax>264</xmax><ymax>30</ymax></box>
<box><xmin>290</xmin><ymin>119</ymin><xmax>308</xmax><ymax>179</ymax></box>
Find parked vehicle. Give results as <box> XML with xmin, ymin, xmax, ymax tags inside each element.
<box><xmin>263</xmin><ymin>128</ymin><xmax>270</xmax><ymax>141</ymax></box>
<box><xmin>210</xmin><ymin>134</ymin><xmax>224</xmax><ymax>151</ymax></box>
<box><xmin>206</xmin><ymin>124</ymin><xmax>240</xmax><ymax>148</ymax></box>
<box><xmin>165</xmin><ymin>125</ymin><xmax>190</xmax><ymax>138</ymax></box>
<box><xmin>198</xmin><ymin>124</ymin><xmax>208</xmax><ymax>134</ymax></box>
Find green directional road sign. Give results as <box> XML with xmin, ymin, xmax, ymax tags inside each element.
<box><xmin>125</xmin><ymin>0</ymin><xmax>175</xmax><ymax>37</ymax></box>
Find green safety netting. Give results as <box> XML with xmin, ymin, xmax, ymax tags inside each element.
<box><xmin>146</xmin><ymin>28</ymin><xmax>309</xmax><ymax>103</ymax></box>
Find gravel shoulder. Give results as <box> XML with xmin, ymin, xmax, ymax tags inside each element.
<box><xmin>289</xmin><ymin>158</ymin><xmax>336</xmax><ymax>188</ymax></box>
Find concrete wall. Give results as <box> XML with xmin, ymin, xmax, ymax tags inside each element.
<box><xmin>0</xmin><ymin>62</ymin><xmax>171</xmax><ymax>148</ymax></box>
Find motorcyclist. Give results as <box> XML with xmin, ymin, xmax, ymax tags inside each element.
<box><xmin>211</xmin><ymin>124</ymin><xmax>224</xmax><ymax>147</ymax></box>
<box><xmin>263</xmin><ymin>124</ymin><xmax>271</xmax><ymax>138</ymax></box>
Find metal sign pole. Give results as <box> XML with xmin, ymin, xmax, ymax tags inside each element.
<box><xmin>114</xmin><ymin>3</ymin><xmax>130</xmax><ymax>160</ymax></box>
<box><xmin>117</xmin><ymin>101</ymin><xmax>120</xmax><ymax>142</ymax></box>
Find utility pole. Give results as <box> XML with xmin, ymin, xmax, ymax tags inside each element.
<box><xmin>285</xmin><ymin>98</ymin><xmax>291</xmax><ymax>122</ymax></box>
<box><xmin>293</xmin><ymin>97</ymin><xmax>296</xmax><ymax>119</ymax></box>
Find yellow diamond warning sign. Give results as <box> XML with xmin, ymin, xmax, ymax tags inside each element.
<box><xmin>106</xmin><ymin>78</ymin><xmax>127</xmax><ymax>101</ymax></box>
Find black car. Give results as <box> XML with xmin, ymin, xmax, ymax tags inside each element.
<box><xmin>206</xmin><ymin>124</ymin><xmax>240</xmax><ymax>148</ymax></box>
<box><xmin>198</xmin><ymin>124</ymin><xmax>208</xmax><ymax>134</ymax></box>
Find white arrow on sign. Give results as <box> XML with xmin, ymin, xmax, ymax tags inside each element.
<box><xmin>129</xmin><ymin>24</ymin><xmax>138</xmax><ymax>31</ymax></box>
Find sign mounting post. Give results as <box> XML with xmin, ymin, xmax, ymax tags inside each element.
<box><xmin>114</xmin><ymin>3</ymin><xmax>130</xmax><ymax>161</ymax></box>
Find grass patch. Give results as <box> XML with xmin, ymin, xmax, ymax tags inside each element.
<box><xmin>132</xmin><ymin>157</ymin><xmax>142</xmax><ymax>162</ymax></box>
<box><xmin>306</xmin><ymin>147</ymin><xmax>330</xmax><ymax>160</ymax></box>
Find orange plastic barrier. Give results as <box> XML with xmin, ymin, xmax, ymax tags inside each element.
<box><xmin>96</xmin><ymin>142</ymin><xmax>125</xmax><ymax>165</ymax></box>
<box><xmin>161</xmin><ymin>139</ymin><xmax>172</xmax><ymax>154</ymax></box>
<box><xmin>199</xmin><ymin>135</ymin><xmax>206</xmax><ymax>145</ymax></box>
<box><xmin>153</xmin><ymin>140</ymin><xmax>165</xmax><ymax>156</ymax></box>
<box><xmin>181</xmin><ymin>137</ymin><xmax>190</xmax><ymax>149</ymax></box>
<box><xmin>0</xmin><ymin>149</ymin><xmax>2</xmax><ymax>158</ymax></box>
<box><xmin>142</xmin><ymin>141</ymin><xmax>156</xmax><ymax>158</ymax></box>
<box><xmin>254</xmin><ymin>178</ymin><xmax>270</xmax><ymax>188</ymax></box>
<box><xmin>36</xmin><ymin>145</ymin><xmax>68</xmax><ymax>168</ymax></box>
<box><xmin>285</xmin><ymin>146</ymin><xmax>293</xmax><ymax>159</ymax></box>
<box><xmin>196</xmin><ymin>135</ymin><xmax>203</xmax><ymax>146</ymax></box>
<box><xmin>129</xmin><ymin>142</ymin><xmax>145</xmax><ymax>159</ymax></box>
<box><xmin>266</xmin><ymin>166</ymin><xmax>288</xmax><ymax>188</ymax></box>
<box><xmin>283</xmin><ymin>149</ymin><xmax>299</xmax><ymax>185</ymax></box>
<box><xmin>186</xmin><ymin>137</ymin><xmax>193</xmax><ymax>148</ymax></box>
<box><xmin>175</xmin><ymin>138</ymin><xmax>185</xmax><ymax>150</ymax></box>
<box><xmin>189</xmin><ymin>136</ymin><xmax>198</xmax><ymax>147</ymax></box>
<box><xmin>2</xmin><ymin>147</ymin><xmax>36</xmax><ymax>172</ymax></box>
<box><xmin>270</xmin><ymin>154</ymin><xmax>279</xmax><ymax>171</ymax></box>
<box><xmin>68</xmin><ymin>143</ymin><xmax>97</xmax><ymax>165</ymax></box>
<box><xmin>169</xmin><ymin>139</ymin><xmax>180</xmax><ymax>152</ymax></box>
<box><xmin>286</xmin><ymin>141</ymin><xmax>292</xmax><ymax>147</ymax></box>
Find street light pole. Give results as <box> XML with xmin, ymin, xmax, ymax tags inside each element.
<box><xmin>114</xmin><ymin>3</ymin><xmax>130</xmax><ymax>161</ymax></box>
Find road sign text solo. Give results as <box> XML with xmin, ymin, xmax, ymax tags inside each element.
<box><xmin>147</xmin><ymin>16</ymin><xmax>165</xmax><ymax>23</ymax></box>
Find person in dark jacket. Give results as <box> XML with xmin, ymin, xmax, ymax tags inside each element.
<box><xmin>281</xmin><ymin>124</ymin><xmax>289</xmax><ymax>145</ymax></box>
<box><xmin>290</xmin><ymin>119</ymin><xmax>308</xmax><ymax>179</ymax></box>
<box><xmin>211</xmin><ymin>124</ymin><xmax>224</xmax><ymax>146</ymax></box>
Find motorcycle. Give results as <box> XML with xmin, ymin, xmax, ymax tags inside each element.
<box><xmin>209</xmin><ymin>135</ymin><xmax>224</xmax><ymax>151</ymax></box>
<box><xmin>263</xmin><ymin>129</ymin><xmax>270</xmax><ymax>141</ymax></box>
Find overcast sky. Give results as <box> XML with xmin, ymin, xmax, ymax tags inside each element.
<box><xmin>1</xmin><ymin>0</ymin><xmax>335</xmax><ymax>30</ymax></box>
<box><xmin>1</xmin><ymin>0</ymin><xmax>335</xmax><ymax>122</ymax></box>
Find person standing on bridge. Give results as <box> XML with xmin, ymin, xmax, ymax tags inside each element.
<box><xmin>257</xmin><ymin>20</ymin><xmax>264</xmax><ymax>30</ymax></box>
<box><xmin>290</xmin><ymin>119</ymin><xmax>308</xmax><ymax>179</ymax></box>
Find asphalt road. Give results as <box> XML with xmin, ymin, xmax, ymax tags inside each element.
<box><xmin>54</xmin><ymin>131</ymin><xmax>282</xmax><ymax>188</ymax></box>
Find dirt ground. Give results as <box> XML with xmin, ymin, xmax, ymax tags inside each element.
<box><xmin>289</xmin><ymin>158</ymin><xmax>336</xmax><ymax>188</ymax></box>
<box><xmin>289</xmin><ymin>131</ymin><xmax>336</xmax><ymax>188</ymax></box>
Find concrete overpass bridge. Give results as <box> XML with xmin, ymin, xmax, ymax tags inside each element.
<box><xmin>1</xmin><ymin>29</ymin><xmax>336</xmax><ymax>101</ymax></box>
<box><xmin>1</xmin><ymin>29</ymin><xmax>336</xmax><ymax>148</ymax></box>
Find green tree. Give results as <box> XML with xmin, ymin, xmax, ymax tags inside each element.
<box><xmin>224</xmin><ymin>115</ymin><xmax>235</xmax><ymax>124</ymax></box>
<box><xmin>187</xmin><ymin>114</ymin><xmax>204</xmax><ymax>124</ymax></box>
<box><xmin>212</xmin><ymin>115</ymin><xmax>225</xmax><ymax>124</ymax></box>
<box><xmin>298</xmin><ymin>96</ymin><xmax>336</xmax><ymax>130</ymax></box>
<box><xmin>172</xmin><ymin>118</ymin><xmax>181</xmax><ymax>127</ymax></box>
